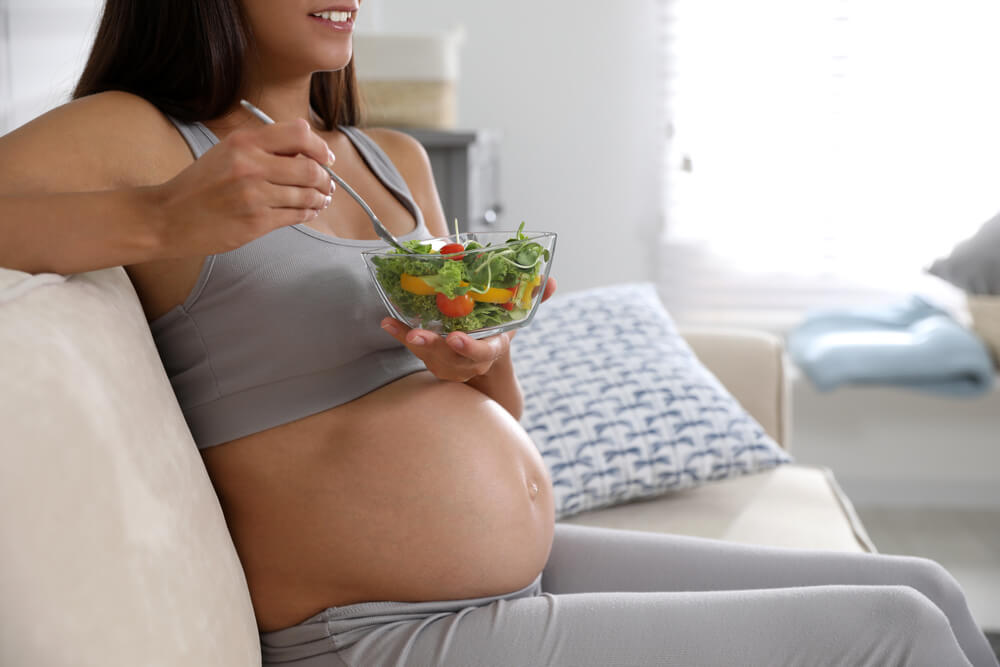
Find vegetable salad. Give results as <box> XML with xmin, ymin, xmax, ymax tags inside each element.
<box><xmin>370</xmin><ymin>223</ymin><xmax>551</xmax><ymax>333</ymax></box>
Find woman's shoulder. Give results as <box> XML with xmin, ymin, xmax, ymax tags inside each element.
<box><xmin>356</xmin><ymin>127</ymin><xmax>447</xmax><ymax>234</ymax></box>
<box><xmin>2</xmin><ymin>91</ymin><xmax>178</xmax><ymax>147</ymax></box>
<box><xmin>0</xmin><ymin>91</ymin><xmax>190</xmax><ymax>192</ymax></box>
<box><xmin>359</xmin><ymin>127</ymin><xmax>432</xmax><ymax>176</ymax></box>
<box><xmin>360</xmin><ymin>127</ymin><xmax>448</xmax><ymax>235</ymax></box>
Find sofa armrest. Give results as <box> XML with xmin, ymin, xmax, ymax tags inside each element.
<box><xmin>680</xmin><ymin>327</ymin><xmax>791</xmax><ymax>450</ymax></box>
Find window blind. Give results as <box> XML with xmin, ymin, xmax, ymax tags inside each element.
<box><xmin>659</xmin><ymin>0</ymin><xmax>1000</xmax><ymax>331</ymax></box>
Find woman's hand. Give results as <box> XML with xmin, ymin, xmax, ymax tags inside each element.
<box><xmin>380</xmin><ymin>277</ymin><xmax>557</xmax><ymax>383</ymax></box>
<box><xmin>380</xmin><ymin>322</ymin><xmax>514</xmax><ymax>383</ymax></box>
<box><xmin>151</xmin><ymin>119</ymin><xmax>335</xmax><ymax>257</ymax></box>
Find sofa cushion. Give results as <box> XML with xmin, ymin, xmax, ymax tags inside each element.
<box><xmin>0</xmin><ymin>267</ymin><xmax>261</xmax><ymax>667</ymax></box>
<box><xmin>512</xmin><ymin>283</ymin><xmax>792</xmax><ymax>519</ymax></box>
<box><xmin>927</xmin><ymin>209</ymin><xmax>1000</xmax><ymax>295</ymax></box>
<box><xmin>968</xmin><ymin>294</ymin><xmax>1000</xmax><ymax>367</ymax></box>
<box><xmin>561</xmin><ymin>465</ymin><xmax>876</xmax><ymax>553</ymax></box>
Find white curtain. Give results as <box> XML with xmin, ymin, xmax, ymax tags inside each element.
<box><xmin>660</xmin><ymin>0</ymin><xmax>1000</xmax><ymax>329</ymax></box>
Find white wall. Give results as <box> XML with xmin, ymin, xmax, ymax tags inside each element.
<box><xmin>0</xmin><ymin>2</ymin><xmax>8</xmax><ymax>131</ymax></box>
<box><xmin>0</xmin><ymin>0</ymin><xmax>102</xmax><ymax>134</ymax></box>
<box><xmin>366</xmin><ymin>0</ymin><xmax>665</xmax><ymax>294</ymax></box>
<box><xmin>2</xmin><ymin>1</ymin><xmax>665</xmax><ymax>293</ymax></box>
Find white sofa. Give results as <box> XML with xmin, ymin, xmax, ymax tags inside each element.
<box><xmin>0</xmin><ymin>267</ymin><xmax>875</xmax><ymax>666</ymax></box>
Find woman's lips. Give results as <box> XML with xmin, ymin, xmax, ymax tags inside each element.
<box><xmin>309</xmin><ymin>9</ymin><xmax>355</xmax><ymax>31</ymax></box>
<box><xmin>309</xmin><ymin>14</ymin><xmax>355</xmax><ymax>31</ymax></box>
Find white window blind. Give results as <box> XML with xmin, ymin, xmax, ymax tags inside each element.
<box><xmin>659</xmin><ymin>0</ymin><xmax>1000</xmax><ymax>330</ymax></box>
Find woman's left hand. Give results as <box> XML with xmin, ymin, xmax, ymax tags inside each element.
<box><xmin>380</xmin><ymin>277</ymin><xmax>557</xmax><ymax>382</ymax></box>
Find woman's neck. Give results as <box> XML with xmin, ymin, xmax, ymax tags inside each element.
<box><xmin>246</xmin><ymin>76</ymin><xmax>316</xmax><ymax>123</ymax></box>
<box><xmin>207</xmin><ymin>75</ymin><xmax>319</xmax><ymax>136</ymax></box>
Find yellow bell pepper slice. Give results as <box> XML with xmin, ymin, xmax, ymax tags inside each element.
<box><xmin>519</xmin><ymin>275</ymin><xmax>542</xmax><ymax>308</ymax></box>
<box><xmin>401</xmin><ymin>271</ymin><xmax>538</xmax><ymax>308</ymax></box>
<box><xmin>399</xmin><ymin>273</ymin><xmax>437</xmax><ymax>296</ymax></box>
<box><xmin>470</xmin><ymin>286</ymin><xmax>514</xmax><ymax>303</ymax></box>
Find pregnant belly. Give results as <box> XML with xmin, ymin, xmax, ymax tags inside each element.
<box><xmin>200</xmin><ymin>371</ymin><xmax>555</xmax><ymax>632</ymax></box>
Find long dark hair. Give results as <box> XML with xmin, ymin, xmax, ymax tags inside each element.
<box><xmin>73</xmin><ymin>0</ymin><xmax>362</xmax><ymax>130</ymax></box>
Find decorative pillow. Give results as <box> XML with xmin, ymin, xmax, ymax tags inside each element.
<box><xmin>927</xmin><ymin>210</ymin><xmax>1000</xmax><ymax>295</ymax></box>
<box><xmin>511</xmin><ymin>283</ymin><xmax>792</xmax><ymax>519</ymax></box>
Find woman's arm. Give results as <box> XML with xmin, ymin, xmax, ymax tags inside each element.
<box><xmin>0</xmin><ymin>93</ymin><xmax>178</xmax><ymax>273</ymax></box>
<box><xmin>0</xmin><ymin>92</ymin><xmax>335</xmax><ymax>275</ymax></box>
<box><xmin>463</xmin><ymin>344</ymin><xmax>524</xmax><ymax>420</ymax></box>
<box><xmin>0</xmin><ymin>189</ymin><xmax>168</xmax><ymax>275</ymax></box>
<box><xmin>448</xmin><ymin>277</ymin><xmax>557</xmax><ymax>421</ymax></box>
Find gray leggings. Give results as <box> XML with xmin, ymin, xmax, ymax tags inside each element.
<box><xmin>260</xmin><ymin>524</ymin><xmax>998</xmax><ymax>667</ymax></box>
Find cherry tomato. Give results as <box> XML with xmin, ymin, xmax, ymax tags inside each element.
<box><xmin>501</xmin><ymin>302</ymin><xmax>515</xmax><ymax>311</ymax></box>
<box><xmin>436</xmin><ymin>292</ymin><xmax>475</xmax><ymax>317</ymax></box>
<box><xmin>439</xmin><ymin>243</ymin><xmax>465</xmax><ymax>260</ymax></box>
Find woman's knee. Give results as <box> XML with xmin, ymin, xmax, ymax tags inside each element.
<box><xmin>893</xmin><ymin>555</ymin><xmax>966</xmax><ymax>617</ymax></box>
<box><xmin>876</xmin><ymin>585</ymin><xmax>968</xmax><ymax>665</ymax></box>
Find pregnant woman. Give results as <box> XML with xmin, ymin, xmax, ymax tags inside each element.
<box><xmin>0</xmin><ymin>1</ymin><xmax>996</xmax><ymax>665</ymax></box>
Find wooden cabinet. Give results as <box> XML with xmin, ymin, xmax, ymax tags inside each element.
<box><xmin>398</xmin><ymin>128</ymin><xmax>503</xmax><ymax>233</ymax></box>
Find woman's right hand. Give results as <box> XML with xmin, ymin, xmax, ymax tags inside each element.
<box><xmin>151</xmin><ymin>118</ymin><xmax>335</xmax><ymax>257</ymax></box>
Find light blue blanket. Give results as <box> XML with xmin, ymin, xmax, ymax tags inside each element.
<box><xmin>786</xmin><ymin>295</ymin><xmax>996</xmax><ymax>397</ymax></box>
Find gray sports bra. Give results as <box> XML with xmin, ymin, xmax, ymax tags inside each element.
<box><xmin>151</xmin><ymin>118</ymin><xmax>430</xmax><ymax>449</ymax></box>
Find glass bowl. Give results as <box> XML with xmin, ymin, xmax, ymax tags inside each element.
<box><xmin>361</xmin><ymin>229</ymin><xmax>557</xmax><ymax>339</ymax></box>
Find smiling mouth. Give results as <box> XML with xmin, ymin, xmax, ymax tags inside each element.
<box><xmin>309</xmin><ymin>9</ymin><xmax>355</xmax><ymax>24</ymax></box>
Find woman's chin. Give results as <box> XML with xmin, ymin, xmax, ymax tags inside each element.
<box><xmin>309</xmin><ymin>49</ymin><xmax>354</xmax><ymax>74</ymax></box>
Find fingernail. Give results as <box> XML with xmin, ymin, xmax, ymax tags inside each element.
<box><xmin>323</xmin><ymin>194</ymin><xmax>332</xmax><ymax>209</ymax></box>
<box><xmin>408</xmin><ymin>335</ymin><xmax>427</xmax><ymax>346</ymax></box>
<box><xmin>327</xmin><ymin>149</ymin><xmax>336</xmax><ymax>166</ymax></box>
<box><xmin>449</xmin><ymin>336</ymin><xmax>465</xmax><ymax>350</ymax></box>
<box><xmin>381</xmin><ymin>321</ymin><xmax>399</xmax><ymax>335</ymax></box>
<box><xmin>307</xmin><ymin>209</ymin><xmax>320</xmax><ymax>220</ymax></box>
<box><xmin>330</xmin><ymin>179</ymin><xmax>337</xmax><ymax>191</ymax></box>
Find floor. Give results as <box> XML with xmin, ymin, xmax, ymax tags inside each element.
<box><xmin>854</xmin><ymin>506</ymin><xmax>1000</xmax><ymax>632</ymax></box>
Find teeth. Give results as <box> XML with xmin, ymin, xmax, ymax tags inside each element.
<box><xmin>311</xmin><ymin>10</ymin><xmax>352</xmax><ymax>22</ymax></box>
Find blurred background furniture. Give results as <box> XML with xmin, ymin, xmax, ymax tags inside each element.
<box><xmin>400</xmin><ymin>128</ymin><xmax>503</xmax><ymax>233</ymax></box>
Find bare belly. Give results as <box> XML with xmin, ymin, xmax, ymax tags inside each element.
<box><xmin>200</xmin><ymin>371</ymin><xmax>555</xmax><ymax>632</ymax></box>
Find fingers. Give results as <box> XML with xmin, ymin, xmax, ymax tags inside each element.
<box><xmin>225</xmin><ymin>126</ymin><xmax>335</xmax><ymax>220</ymax></box>
<box><xmin>380</xmin><ymin>318</ymin><xmax>441</xmax><ymax>354</ymax></box>
<box><xmin>226</xmin><ymin>121</ymin><xmax>336</xmax><ymax>206</ymax></box>
<box><xmin>247</xmin><ymin>119</ymin><xmax>334</xmax><ymax>167</ymax></box>
<box><xmin>379</xmin><ymin>318</ymin><xmax>510</xmax><ymax>382</ymax></box>
<box><xmin>443</xmin><ymin>331</ymin><xmax>509</xmax><ymax>363</ymax></box>
<box><xmin>264</xmin><ymin>182</ymin><xmax>333</xmax><ymax>212</ymax></box>
<box><xmin>540</xmin><ymin>276</ymin><xmax>557</xmax><ymax>302</ymax></box>
<box><xmin>270</xmin><ymin>206</ymin><xmax>321</xmax><ymax>226</ymax></box>
<box><xmin>259</xmin><ymin>153</ymin><xmax>334</xmax><ymax>194</ymax></box>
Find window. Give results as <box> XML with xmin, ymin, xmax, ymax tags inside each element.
<box><xmin>660</xmin><ymin>0</ymin><xmax>1000</xmax><ymax>330</ymax></box>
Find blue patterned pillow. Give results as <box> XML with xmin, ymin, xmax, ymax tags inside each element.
<box><xmin>511</xmin><ymin>283</ymin><xmax>792</xmax><ymax>519</ymax></box>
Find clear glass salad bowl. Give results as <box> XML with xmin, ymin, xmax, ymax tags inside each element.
<box><xmin>361</xmin><ymin>227</ymin><xmax>557</xmax><ymax>339</ymax></box>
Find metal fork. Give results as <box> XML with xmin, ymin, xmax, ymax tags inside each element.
<box><xmin>239</xmin><ymin>100</ymin><xmax>413</xmax><ymax>253</ymax></box>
